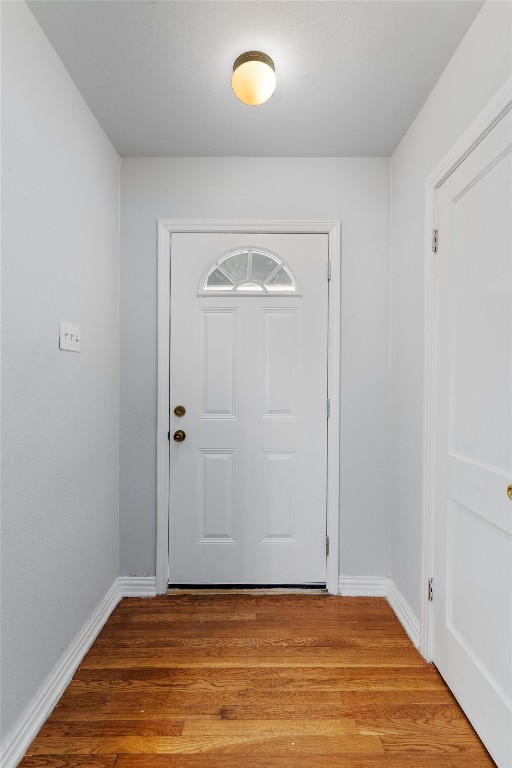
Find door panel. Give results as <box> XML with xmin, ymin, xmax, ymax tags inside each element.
<box><xmin>434</xmin><ymin>108</ymin><xmax>512</xmax><ymax>768</ymax></box>
<box><xmin>262</xmin><ymin>309</ymin><xmax>299</xmax><ymax>418</ymax></box>
<box><xmin>199</xmin><ymin>309</ymin><xmax>237</xmax><ymax>418</ymax></box>
<box><xmin>169</xmin><ymin>233</ymin><xmax>328</xmax><ymax>585</ymax></box>
<box><xmin>260</xmin><ymin>450</ymin><xmax>296</xmax><ymax>543</ymax></box>
<box><xmin>198</xmin><ymin>449</ymin><xmax>236</xmax><ymax>542</ymax></box>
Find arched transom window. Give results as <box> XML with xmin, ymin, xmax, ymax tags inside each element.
<box><xmin>199</xmin><ymin>247</ymin><xmax>300</xmax><ymax>296</ymax></box>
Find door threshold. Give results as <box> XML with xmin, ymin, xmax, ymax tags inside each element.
<box><xmin>167</xmin><ymin>583</ymin><xmax>327</xmax><ymax>595</ymax></box>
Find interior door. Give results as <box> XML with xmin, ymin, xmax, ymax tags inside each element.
<box><xmin>433</xmin><ymin>108</ymin><xmax>512</xmax><ymax>768</ymax></box>
<box><xmin>168</xmin><ymin>232</ymin><xmax>329</xmax><ymax>585</ymax></box>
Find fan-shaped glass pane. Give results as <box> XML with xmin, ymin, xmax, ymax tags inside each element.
<box><xmin>252</xmin><ymin>251</ymin><xmax>279</xmax><ymax>282</ymax></box>
<box><xmin>236</xmin><ymin>282</ymin><xmax>264</xmax><ymax>291</ymax></box>
<box><xmin>201</xmin><ymin>247</ymin><xmax>298</xmax><ymax>295</ymax></box>
<box><xmin>206</xmin><ymin>268</ymin><xmax>235</xmax><ymax>289</ymax></box>
<box><xmin>265</xmin><ymin>267</ymin><xmax>294</xmax><ymax>291</ymax></box>
<box><xmin>221</xmin><ymin>252</ymin><xmax>249</xmax><ymax>282</ymax></box>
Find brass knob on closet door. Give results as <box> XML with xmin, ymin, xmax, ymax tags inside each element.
<box><xmin>507</xmin><ymin>484</ymin><xmax>512</xmax><ymax>501</ymax></box>
<box><xmin>173</xmin><ymin>430</ymin><xmax>186</xmax><ymax>443</ymax></box>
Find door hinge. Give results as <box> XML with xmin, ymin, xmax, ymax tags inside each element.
<box><xmin>428</xmin><ymin>577</ymin><xmax>434</xmax><ymax>602</ymax></box>
<box><xmin>326</xmin><ymin>536</ymin><xmax>330</xmax><ymax>556</ymax></box>
<box><xmin>327</xmin><ymin>261</ymin><xmax>332</xmax><ymax>280</ymax></box>
<box><xmin>432</xmin><ymin>229</ymin><xmax>438</xmax><ymax>253</ymax></box>
<box><xmin>326</xmin><ymin>398</ymin><xmax>331</xmax><ymax>418</ymax></box>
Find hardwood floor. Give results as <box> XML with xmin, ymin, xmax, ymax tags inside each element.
<box><xmin>19</xmin><ymin>594</ymin><xmax>495</xmax><ymax>767</ymax></box>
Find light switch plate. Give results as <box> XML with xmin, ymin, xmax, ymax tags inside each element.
<box><xmin>59</xmin><ymin>321</ymin><xmax>81</xmax><ymax>352</ymax></box>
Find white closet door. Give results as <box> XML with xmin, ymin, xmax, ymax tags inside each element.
<box><xmin>433</xmin><ymin>108</ymin><xmax>512</xmax><ymax>768</ymax></box>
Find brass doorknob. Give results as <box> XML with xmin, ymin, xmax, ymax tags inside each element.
<box><xmin>173</xmin><ymin>430</ymin><xmax>186</xmax><ymax>443</ymax></box>
<box><xmin>507</xmin><ymin>484</ymin><xmax>512</xmax><ymax>501</ymax></box>
<box><xmin>174</xmin><ymin>405</ymin><xmax>186</xmax><ymax>417</ymax></box>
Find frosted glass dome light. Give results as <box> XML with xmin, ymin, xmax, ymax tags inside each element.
<box><xmin>231</xmin><ymin>51</ymin><xmax>276</xmax><ymax>106</ymax></box>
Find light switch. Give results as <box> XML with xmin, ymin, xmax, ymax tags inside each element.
<box><xmin>59</xmin><ymin>321</ymin><xmax>81</xmax><ymax>352</ymax></box>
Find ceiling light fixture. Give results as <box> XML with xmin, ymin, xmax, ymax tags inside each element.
<box><xmin>231</xmin><ymin>51</ymin><xmax>276</xmax><ymax>106</ymax></box>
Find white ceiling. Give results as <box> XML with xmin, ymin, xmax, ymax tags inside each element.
<box><xmin>28</xmin><ymin>0</ymin><xmax>483</xmax><ymax>157</ymax></box>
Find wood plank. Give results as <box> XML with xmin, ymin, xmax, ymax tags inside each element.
<box><xmin>356</xmin><ymin>715</ymin><xmax>477</xmax><ymax>737</ymax></box>
<box><xmin>48</xmin><ymin>703</ymin><xmax>222</xmax><ymax>720</ymax></box>
<box><xmin>114</xmin><ymin>755</ymin><xmax>496</xmax><ymax>768</ymax></box>
<box><xmin>18</xmin><ymin>758</ymin><xmax>116</xmax><ymax>768</ymax></box>
<box><xmin>219</xmin><ymin>701</ymin><xmax>464</xmax><ymax>721</ymax></box>
<box><xmin>37</xmin><ymin>720</ymin><xmax>184</xmax><ymax>738</ymax></box>
<box><xmin>26</xmin><ymin>735</ymin><xmax>384</xmax><ymax>755</ymax></box>
<box><xmin>106</xmin><ymin>612</ymin><xmax>258</xmax><ymax>623</ymax></box>
<box><xmin>381</xmin><ymin>734</ymin><xmax>493</xmax><ymax>755</ymax></box>
<box><xmin>79</xmin><ymin>647</ymin><xmax>425</xmax><ymax>668</ymax></box>
<box><xmin>112</xmin><ymin>596</ymin><xmax>391</xmax><ymax>611</ymax></box>
<box><xmin>181</xmin><ymin>718</ymin><xmax>359</xmax><ymax>736</ymax></box>
<box><xmin>93</xmin><ymin>633</ymin><xmax>412</xmax><ymax>649</ymax></box>
<box><xmin>50</xmin><ymin>688</ymin><xmax>459</xmax><ymax>716</ymax></box>
<box><xmin>49</xmin><ymin>689</ymin><xmax>464</xmax><ymax>721</ymax></box>
<box><xmin>70</xmin><ymin>665</ymin><xmax>444</xmax><ymax>691</ymax></box>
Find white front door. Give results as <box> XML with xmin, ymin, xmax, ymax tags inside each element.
<box><xmin>168</xmin><ymin>232</ymin><xmax>329</xmax><ymax>585</ymax></box>
<box><xmin>433</xmin><ymin>108</ymin><xmax>512</xmax><ymax>768</ymax></box>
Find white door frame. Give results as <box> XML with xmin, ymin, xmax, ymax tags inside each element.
<box><xmin>420</xmin><ymin>78</ymin><xmax>512</xmax><ymax>660</ymax></box>
<box><xmin>156</xmin><ymin>220</ymin><xmax>341</xmax><ymax>595</ymax></box>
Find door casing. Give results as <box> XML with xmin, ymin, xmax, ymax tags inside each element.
<box><xmin>421</xmin><ymin>77</ymin><xmax>512</xmax><ymax>660</ymax></box>
<box><xmin>156</xmin><ymin>220</ymin><xmax>341</xmax><ymax>595</ymax></box>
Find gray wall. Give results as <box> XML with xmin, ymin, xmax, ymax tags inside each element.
<box><xmin>1</xmin><ymin>2</ymin><xmax>120</xmax><ymax>740</ymax></box>
<box><xmin>120</xmin><ymin>157</ymin><xmax>391</xmax><ymax>580</ymax></box>
<box><xmin>390</xmin><ymin>0</ymin><xmax>512</xmax><ymax>617</ymax></box>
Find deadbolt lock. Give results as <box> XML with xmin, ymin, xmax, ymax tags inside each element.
<box><xmin>174</xmin><ymin>405</ymin><xmax>186</xmax><ymax>417</ymax></box>
<box><xmin>173</xmin><ymin>430</ymin><xmax>186</xmax><ymax>443</ymax></box>
<box><xmin>507</xmin><ymin>484</ymin><xmax>512</xmax><ymax>501</ymax></box>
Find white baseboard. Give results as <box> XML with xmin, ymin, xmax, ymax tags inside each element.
<box><xmin>338</xmin><ymin>575</ymin><xmax>389</xmax><ymax>597</ymax></box>
<box><xmin>118</xmin><ymin>576</ymin><xmax>157</xmax><ymax>597</ymax></box>
<box><xmin>1</xmin><ymin>580</ymin><xmax>121</xmax><ymax>768</ymax></box>
<box><xmin>387</xmin><ymin>578</ymin><xmax>420</xmax><ymax>648</ymax></box>
<box><xmin>338</xmin><ymin>575</ymin><xmax>420</xmax><ymax>649</ymax></box>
